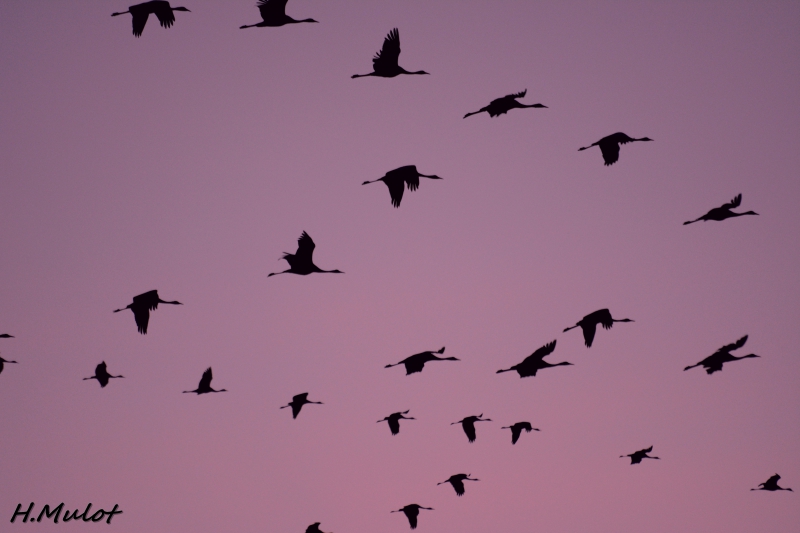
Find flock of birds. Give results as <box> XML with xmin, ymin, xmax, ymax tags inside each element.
<box><xmin>1</xmin><ymin>1</ymin><xmax>791</xmax><ymax>531</ymax></box>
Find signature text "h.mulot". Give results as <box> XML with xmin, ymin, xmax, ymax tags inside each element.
<box><xmin>10</xmin><ymin>502</ymin><xmax>122</xmax><ymax>524</ymax></box>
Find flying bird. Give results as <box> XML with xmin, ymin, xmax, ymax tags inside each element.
<box><xmin>182</xmin><ymin>367</ymin><xmax>227</xmax><ymax>394</ymax></box>
<box><xmin>281</xmin><ymin>393</ymin><xmax>323</xmax><ymax>419</ymax></box>
<box><xmin>111</xmin><ymin>1</ymin><xmax>190</xmax><ymax>37</ymax></box>
<box><xmin>463</xmin><ymin>90</ymin><xmax>547</xmax><ymax>118</ymax></box>
<box><xmin>578</xmin><ymin>132</ymin><xmax>652</xmax><ymax>166</ymax></box>
<box><xmin>502</xmin><ymin>421</ymin><xmax>539</xmax><ymax>444</ymax></box>
<box><xmin>751</xmin><ymin>474</ymin><xmax>793</xmax><ymax>492</ymax></box>
<box><xmin>305</xmin><ymin>522</ymin><xmax>331</xmax><ymax>533</ymax></box>
<box><xmin>437</xmin><ymin>473</ymin><xmax>479</xmax><ymax>497</ymax></box>
<box><xmin>451</xmin><ymin>414</ymin><xmax>491</xmax><ymax>443</ymax></box>
<box><xmin>391</xmin><ymin>504</ymin><xmax>433</xmax><ymax>530</ymax></box>
<box><xmin>496</xmin><ymin>340</ymin><xmax>572</xmax><ymax>377</ymax></box>
<box><xmin>378</xmin><ymin>410</ymin><xmax>415</xmax><ymax>435</ymax></box>
<box><xmin>0</xmin><ymin>355</ymin><xmax>18</xmax><ymax>375</ymax></box>
<box><xmin>621</xmin><ymin>446</ymin><xmax>660</xmax><ymax>464</ymax></box>
<box><xmin>683</xmin><ymin>194</ymin><xmax>758</xmax><ymax>225</ymax></box>
<box><xmin>268</xmin><ymin>231</ymin><xmax>343</xmax><ymax>276</ymax></box>
<box><xmin>83</xmin><ymin>361</ymin><xmax>124</xmax><ymax>388</ymax></box>
<box><xmin>362</xmin><ymin>165</ymin><xmax>442</xmax><ymax>208</ymax></box>
<box><xmin>352</xmin><ymin>28</ymin><xmax>429</xmax><ymax>79</ymax></box>
<box><xmin>563</xmin><ymin>309</ymin><xmax>633</xmax><ymax>348</ymax></box>
<box><xmin>113</xmin><ymin>290</ymin><xmax>182</xmax><ymax>334</ymax></box>
<box><xmin>240</xmin><ymin>0</ymin><xmax>317</xmax><ymax>29</ymax></box>
<box><xmin>683</xmin><ymin>335</ymin><xmax>759</xmax><ymax>374</ymax></box>
<box><xmin>385</xmin><ymin>347</ymin><xmax>458</xmax><ymax>375</ymax></box>
<box><xmin>0</xmin><ymin>334</ymin><xmax>13</xmax><ymax>338</ymax></box>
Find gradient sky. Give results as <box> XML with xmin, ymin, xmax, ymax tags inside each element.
<box><xmin>1</xmin><ymin>1</ymin><xmax>798</xmax><ymax>532</ymax></box>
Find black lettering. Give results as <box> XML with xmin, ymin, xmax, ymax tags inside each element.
<box><xmin>105</xmin><ymin>504</ymin><xmax>122</xmax><ymax>524</ymax></box>
<box><xmin>37</xmin><ymin>503</ymin><xmax>64</xmax><ymax>523</ymax></box>
<box><xmin>10</xmin><ymin>503</ymin><xmax>34</xmax><ymax>523</ymax></box>
<box><xmin>63</xmin><ymin>503</ymin><xmax>92</xmax><ymax>522</ymax></box>
<box><xmin>90</xmin><ymin>509</ymin><xmax>106</xmax><ymax>522</ymax></box>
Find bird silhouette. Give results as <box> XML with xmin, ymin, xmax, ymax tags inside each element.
<box><xmin>751</xmin><ymin>474</ymin><xmax>793</xmax><ymax>492</ymax></box>
<box><xmin>391</xmin><ymin>504</ymin><xmax>433</xmax><ymax>530</ymax></box>
<box><xmin>0</xmin><ymin>355</ymin><xmax>18</xmax><ymax>375</ymax></box>
<box><xmin>111</xmin><ymin>1</ymin><xmax>190</xmax><ymax>37</ymax></box>
<box><xmin>268</xmin><ymin>231</ymin><xmax>343</xmax><ymax>276</ymax></box>
<box><xmin>463</xmin><ymin>90</ymin><xmax>547</xmax><ymax>118</ymax></box>
<box><xmin>501</xmin><ymin>421</ymin><xmax>539</xmax><ymax>444</ymax></box>
<box><xmin>305</xmin><ymin>522</ymin><xmax>331</xmax><ymax>533</ymax></box>
<box><xmin>362</xmin><ymin>165</ymin><xmax>442</xmax><ymax>208</ymax></box>
<box><xmin>621</xmin><ymin>446</ymin><xmax>660</xmax><ymax>464</ymax></box>
<box><xmin>683</xmin><ymin>194</ymin><xmax>758</xmax><ymax>225</ymax></box>
<box><xmin>281</xmin><ymin>392</ymin><xmax>323</xmax><ymax>419</ymax></box>
<box><xmin>578</xmin><ymin>132</ymin><xmax>652</xmax><ymax>166</ymax></box>
<box><xmin>563</xmin><ymin>309</ymin><xmax>633</xmax><ymax>348</ymax></box>
<box><xmin>437</xmin><ymin>473</ymin><xmax>479</xmax><ymax>496</ymax></box>
<box><xmin>451</xmin><ymin>414</ymin><xmax>491</xmax><ymax>443</ymax></box>
<box><xmin>683</xmin><ymin>335</ymin><xmax>759</xmax><ymax>374</ymax></box>
<box><xmin>378</xmin><ymin>410</ymin><xmax>415</xmax><ymax>435</ymax></box>
<box><xmin>385</xmin><ymin>347</ymin><xmax>458</xmax><ymax>375</ymax></box>
<box><xmin>183</xmin><ymin>367</ymin><xmax>227</xmax><ymax>394</ymax></box>
<box><xmin>240</xmin><ymin>0</ymin><xmax>317</xmax><ymax>29</ymax></box>
<box><xmin>0</xmin><ymin>334</ymin><xmax>13</xmax><ymax>338</ymax></box>
<box><xmin>114</xmin><ymin>290</ymin><xmax>182</xmax><ymax>334</ymax></box>
<box><xmin>83</xmin><ymin>361</ymin><xmax>124</xmax><ymax>388</ymax></box>
<box><xmin>352</xmin><ymin>28</ymin><xmax>429</xmax><ymax>79</ymax></box>
<box><xmin>496</xmin><ymin>340</ymin><xmax>572</xmax><ymax>377</ymax></box>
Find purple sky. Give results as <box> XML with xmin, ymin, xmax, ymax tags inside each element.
<box><xmin>1</xmin><ymin>1</ymin><xmax>798</xmax><ymax>532</ymax></box>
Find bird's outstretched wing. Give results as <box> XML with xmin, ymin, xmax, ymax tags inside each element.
<box><xmin>373</xmin><ymin>28</ymin><xmax>401</xmax><ymax>71</ymax></box>
<box><xmin>463</xmin><ymin>422</ymin><xmax>477</xmax><ymax>442</ymax></box>
<box><xmin>642</xmin><ymin>445</ymin><xmax>653</xmax><ymax>453</ymax></box>
<box><xmin>451</xmin><ymin>478</ymin><xmax>465</xmax><ymax>496</ymax></box>
<box><xmin>153</xmin><ymin>3</ymin><xmax>176</xmax><ymax>28</ymax></box>
<box><xmin>294</xmin><ymin>231</ymin><xmax>316</xmax><ymax>263</ymax></box>
<box><xmin>766</xmin><ymin>474</ymin><xmax>780</xmax><ymax>485</ymax></box>
<box><xmin>719</xmin><ymin>335</ymin><xmax>748</xmax><ymax>353</ymax></box>
<box><xmin>583</xmin><ymin>323</ymin><xmax>597</xmax><ymax>347</ymax></box>
<box><xmin>599</xmin><ymin>143</ymin><xmax>620</xmax><ymax>165</ymax></box>
<box><xmin>258</xmin><ymin>0</ymin><xmax>288</xmax><ymax>20</ymax></box>
<box><xmin>134</xmin><ymin>290</ymin><xmax>161</xmax><ymax>311</ymax></box>
<box><xmin>386</xmin><ymin>177</ymin><xmax>405</xmax><ymax>207</ymax></box>
<box><xmin>131</xmin><ymin>11</ymin><xmax>150</xmax><ymax>37</ymax></box>
<box><xmin>529</xmin><ymin>340</ymin><xmax>556</xmax><ymax>360</ymax></box>
<box><xmin>506</xmin><ymin>89</ymin><xmax>526</xmax><ymax>100</ymax></box>
<box><xmin>132</xmin><ymin>307</ymin><xmax>150</xmax><ymax>334</ymax></box>
<box><xmin>388</xmin><ymin>417</ymin><xmax>400</xmax><ymax>435</ymax></box>
<box><xmin>96</xmin><ymin>362</ymin><xmax>107</xmax><ymax>375</ymax></box>
<box><xmin>721</xmin><ymin>194</ymin><xmax>742</xmax><ymax>210</ymax></box>
<box><xmin>199</xmin><ymin>367</ymin><xmax>213</xmax><ymax>389</ymax></box>
<box><xmin>510</xmin><ymin>426</ymin><xmax>522</xmax><ymax>444</ymax></box>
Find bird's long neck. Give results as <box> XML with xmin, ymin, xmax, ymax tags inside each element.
<box><xmin>731</xmin><ymin>210</ymin><xmax>758</xmax><ymax>217</ymax></box>
<box><xmin>732</xmin><ymin>353</ymin><xmax>758</xmax><ymax>360</ymax></box>
<box><xmin>418</xmin><ymin>173</ymin><xmax>442</xmax><ymax>180</ymax></box>
<box><xmin>613</xmin><ymin>318</ymin><xmax>633</xmax><ymax>323</ymax></box>
<box><xmin>313</xmin><ymin>266</ymin><xmax>343</xmax><ymax>274</ymax></box>
<box><xmin>400</xmin><ymin>68</ymin><xmax>428</xmax><ymax>75</ymax></box>
<box><xmin>158</xmin><ymin>299</ymin><xmax>182</xmax><ymax>305</ymax></box>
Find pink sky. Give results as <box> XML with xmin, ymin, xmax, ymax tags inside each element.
<box><xmin>1</xmin><ymin>1</ymin><xmax>798</xmax><ymax>532</ymax></box>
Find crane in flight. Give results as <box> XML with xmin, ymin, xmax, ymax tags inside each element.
<box><xmin>501</xmin><ymin>421</ymin><xmax>539</xmax><ymax>444</ymax></box>
<box><xmin>391</xmin><ymin>504</ymin><xmax>433</xmax><ymax>530</ymax></box>
<box><xmin>496</xmin><ymin>340</ymin><xmax>572</xmax><ymax>377</ymax></box>
<box><xmin>114</xmin><ymin>290</ymin><xmax>182</xmax><ymax>334</ymax></box>
<box><xmin>683</xmin><ymin>335</ymin><xmax>759</xmax><ymax>374</ymax></box>
<box><xmin>240</xmin><ymin>0</ymin><xmax>318</xmax><ymax>29</ymax></box>
<box><xmin>362</xmin><ymin>165</ymin><xmax>441</xmax><ymax>208</ymax></box>
<box><xmin>352</xmin><ymin>28</ymin><xmax>429</xmax><ymax>79</ymax></box>
<box><xmin>683</xmin><ymin>194</ymin><xmax>758</xmax><ymax>225</ymax></box>
<box><xmin>377</xmin><ymin>410</ymin><xmax>415</xmax><ymax>435</ymax></box>
<box><xmin>563</xmin><ymin>309</ymin><xmax>633</xmax><ymax>348</ymax></box>
<box><xmin>464</xmin><ymin>90</ymin><xmax>547</xmax><ymax>118</ymax></box>
<box><xmin>621</xmin><ymin>446</ymin><xmax>660</xmax><ymax>464</ymax></box>
<box><xmin>111</xmin><ymin>1</ymin><xmax>190</xmax><ymax>37</ymax></box>
<box><xmin>268</xmin><ymin>231</ymin><xmax>343</xmax><ymax>276</ymax></box>
<box><xmin>437</xmin><ymin>473</ymin><xmax>479</xmax><ymax>496</ymax></box>
<box><xmin>451</xmin><ymin>414</ymin><xmax>491</xmax><ymax>443</ymax></box>
<box><xmin>751</xmin><ymin>474</ymin><xmax>792</xmax><ymax>492</ymax></box>
<box><xmin>281</xmin><ymin>393</ymin><xmax>323</xmax><ymax>419</ymax></box>
<box><xmin>83</xmin><ymin>361</ymin><xmax>124</xmax><ymax>388</ymax></box>
<box><xmin>578</xmin><ymin>132</ymin><xmax>652</xmax><ymax>166</ymax></box>
<box><xmin>385</xmin><ymin>347</ymin><xmax>458</xmax><ymax>375</ymax></box>
<box><xmin>0</xmin><ymin>354</ymin><xmax>18</xmax><ymax>376</ymax></box>
<box><xmin>0</xmin><ymin>334</ymin><xmax>13</xmax><ymax>338</ymax></box>
<box><xmin>183</xmin><ymin>367</ymin><xmax>227</xmax><ymax>394</ymax></box>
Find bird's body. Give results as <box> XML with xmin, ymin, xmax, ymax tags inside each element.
<box><xmin>683</xmin><ymin>194</ymin><xmax>758</xmax><ymax>225</ymax></box>
<box><xmin>451</xmin><ymin>414</ymin><xmax>491</xmax><ymax>443</ymax></box>
<box><xmin>385</xmin><ymin>347</ymin><xmax>459</xmax><ymax>375</ymax></box>
<box><xmin>563</xmin><ymin>309</ymin><xmax>633</xmax><ymax>348</ymax></box>
<box><xmin>281</xmin><ymin>392</ymin><xmax>322</xmax><ymax>419</ymax></box>
<box><xmin>391</xmin><ymin>504</ymin><xmax>433</xmax><ymax>530</ymax></box>
<box><xmin>752</xmin><ymin>474</ymin><xmax>793</xmax><ymax>492</ymax></box>
<box><xmin>0</xmin><ymin>355</ymin><xmax>18</xmax><ymax>375</ymax></box>
<box><xmin>502</xmin><ymin>421</ymin><xmax>539</xmax><ymax>444</ymax></box>
<box><xmin>114</xmin><ymin>290</ymin><xmax>182</xmax><ymax>334</ymax></box>
<box><xmin>621</xmin><ymin>446</ymin><xmax>660</xmax><ymax>464</ymax></box>
<box><xmin>305</xmin><ymin>522</ymin><xmax>331</xmax><ymax>533</ymax></box>
<box><xmin>352</xmin><ymin>28</ymin><xmax>428</xmax><ymax>79</ymax></box>
<box><xmin>684</xmin><ymin>335</ymin><xmax>759</xmax><ymax>374</ymax></box>
<box><xmin>83</xmin><ymin>361</ymin><xmax>124</xmax><ymax>388</ymax></box>
<box><xmin>464</xmin><ymin>90</ymin><xmax>547</xmax><ymax>118</ymax></box>
<box><xmin>496</xmin><ymin>340</ymin><xmax>572</xmax><ymax>377</ymax></box>
<box><xmin>0</xmin><ymin>334</ymin><xmax>13</xmax><ymax>338</ymax></box>
<box><xmin>578</xmin><ymin>132</ymin><xmax>652</xmax><ymax>166</ymax></box>
<box><xmin>362</xmin><ymin>165</ymin><xmax>442</xmax><ymax>208</ymax></box>
<box><xmin>268</xmin><ymin>231</ymin><xmax>343</xmax><ymax>277</ymax></box>
<box><xmin>111</xmin><ymin>1</ymin><xmax>190</xmax><ymax>37</ymax></box>
<box><xmin>437</xmin><ymin>473</ymin><xmax>479</xmax><ymax>496</ymax></box>
<box><xmin>240</xmin><ymin>0</ymin><xmax>317</xmax><ymax>29</ymax></box>
<box><xmin>183</xmin><ymin>367</ymin><xmax>227</xmax><ymax>394</ymax></box>
<box><xmin>378</xmin><ymin>410</ymin><xmax>415</xmax><ymax>435</ymax></box>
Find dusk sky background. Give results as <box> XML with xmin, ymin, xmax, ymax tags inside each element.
<box><xmin>1</xmin><ymin>1</ymin><xmax>798</xmax><ymax>532</ymax></box>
